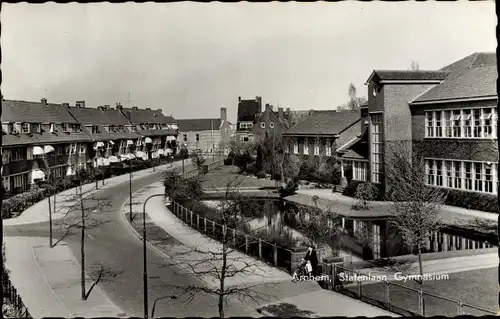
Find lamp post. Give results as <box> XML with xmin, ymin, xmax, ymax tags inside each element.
<box><xmin>129</xmin><ymin>160</ymin><xmax>133</xmax><ymax>222</ymax></box>
<box><xmin>142</xmin><ymin>193</ymin><xmax>166</xmax><ymax>319</ymax></box>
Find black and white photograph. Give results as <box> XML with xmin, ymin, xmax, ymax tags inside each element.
<box><xmin>0</xmin><ymin>1</ymin><xmax>497</xmax><ymax>318</ymax></box>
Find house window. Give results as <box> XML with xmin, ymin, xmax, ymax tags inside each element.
<box><xmin>270</xmin><ymin>122</ymin><xmax>275</xmax><ymax>128</ymax></box>
<box><xmin>12</xmin><ymin>174</ymin><xmax>26</xmax><ymax>189</ymax></box>
<box><xmin>196</xmin><ymin>134</ymin><xmax>200</xmax><ymax>142</ymax></box>
<box><xmin>473</xmin><ymin>109</ymin><xmax>482</xmax><ymax>137</ymax></box>
<box><xmin>426</xmin><ymin>112</ymin><xmax>434</xmax><ymax>137</ymax></box>
<box><xmin>303</xmin><ymin>139</ymin><xmax>309</xmax><ymax>155</ymax></box>
<box><xmin>240</xmin><ymin>135</ymin><xmax>249</xmax><ymax>142</ymax></box>
<box><xmin>3</xmin><ymin>176</ymin><xmax>10</xmax><ymax>192</ymax></box>
<box><xmin>293</xmin><ymin>141</ymin><xmax>299</xmax><ymax>154</ymax></box>
<box><xmin>79</xmin><ymin>145</ymin><xmax>86</xmax><ymax>154</ymax></box>
<box><xmin>464</xmin><ymin>162</ymin><xmax>473</xmax><ymax>190</ymax></box>
<box><xmin>21</xmin><ymin>123</ymin><xmax>30</xmax><ymax>134</ymax></box>
<box><xmin>314</xmin><ymin>141</ymin><xmax>320</xmax><ymax>156</ymax></box>
<box><xmin>183</xmin><ymin>134</ymin><xmax>187</xmax><ymax>142</ymax></box>
<box><xmin>482</xmin><ymin>108</ymin><xmax>493</xmax><ymax>137</ymax></box>
<box><xmin>436</xmin><ymin>160</ymin><xmax>443</xmax><ymax>186</ymax></box>
<box><xmin>10</xmin><ymin>147</ymin><xmax>26</xmax><ymax>161</ymax></box>
<box><xmin>427</xmin><ymin>158</ymin><xmax>496</xmax><ymax>194</ymax></box>
<box><xmin>435</xmin><ymin>111</ymin><xmax>442</xmax><ymax>137</ymax></box>
<box><xmin>371</xmin><ymin>114</ymin><xmax>383</xmax><ymax>183</ymax></box>
<box><xmin>451</xmin><ymin>110</ymin><xmax>461</xmax><ymax>137</ymax></box>
<box><xmin>261</xmin><ymin>122</ymin><xmax>266</xmax><ymax>129</ymax></box>
<box><xmin>462</xmin><ymin>110</ymin><xmax>472</xmax><ymax>137</ymax></box>
<box><xmin>372</xmin><ymin>224</ymin><xmax>381</xmax><ymax>259</ymax></box>
<box><xmin>353</xmin><ymin>161</ymin><xmax>368</xmax><ymax>181</ymax></box>
<box><xmin>325</xmin><ymin>140</ymin><xmax>331</xmax><ymax>157</ymax></box>
<box><xmin>61</xmin><ymin>124</ymin><xmax>68</xmax><ymax>133</ymax></box>
<box><xmin>32</xmin><ymin>124</ymin><xmax>41</xmax><ymax>133</ymax></box>
<box><xmin>444</xmin><ymin>111</ymin><xmax>452</xmax><ymax>137</ymax></box>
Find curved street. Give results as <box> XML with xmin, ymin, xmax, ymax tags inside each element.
<box><xmin>4</xmin><ymin>161</ymin><xmax>258</xmax><ymax>317</ymax></box>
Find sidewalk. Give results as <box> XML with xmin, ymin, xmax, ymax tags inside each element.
<box><xmin>292</xmin><ymin>188</ymin><xmax>498</xmax><ymax>224</ymax></box>
<box><xmin>126</xmin><ymin>182</ymin><xmax>399</xmax><ymax>317</ymax></box>
<box><xmin>4</xmin><ymin>236</ymin><xmax>124</xmax><ymax>319</ymax></box>
<box><xmin>4</xmin><ymin>158</ymin><xmax>220</xmax><ymax>226</ymax></box>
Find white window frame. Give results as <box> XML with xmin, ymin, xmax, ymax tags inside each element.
<box><xmin>269</xmin><ymin>122</ymin><xmax>275</xmax><ymax>128</ymax></box>
<box><xmin>314</xmin><ymin>140</ymin><xmax>320</xmax><ymax>156</ymax></box>
<box><xmin>325</xmin><ymin>140</ymin><xmax>332</xmax><ymax>157</ymax></box>
<box><xmin>303</xmin><ymin>139</ymin><xmax>309</xmax><ymax>155</ymax></box>
<box><xmin>371</xmin><ymin>114</ymin><xmax>383</xmax><ymax>183</ymax></box>
<box><xmin>293</xmin><ymin>141</ymin><xmax>299</xmax><ymax>154</ymax></box>
<box><xmin>61</xmin><ymin>123</ymin><xmax>68</xmax><ymax>133</ymax></box>
<box><xmin>425</xmin><ymin>107</ymin><xmax>497</xmax><ymax>140</ymax></box>
<box><xmin>425</xmin><ymin>158</ymin><xmax>497</xmax><ymax>195</ymax></box>
<box><xmin>21</xmin><ymin>123</ymin><xmax>30</xmax><ymax>134</ymax></box>
<box><xmin>3</xmin><ymin>176</ymin><xmax>10</xmax><ymax>192</ymax></box>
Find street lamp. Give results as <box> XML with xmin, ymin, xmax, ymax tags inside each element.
<box><xmin>142</xmin><ymin>193</ymin><xmax>166</xmax><ymax>319</ymax></box>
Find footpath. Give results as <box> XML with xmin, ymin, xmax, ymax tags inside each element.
<box><xmin>292</xmin><ymin>188</ymin><xmax>498</xmax><ymax>224</ymax></box>
<box><xmin>125</xmin><ymin>182</ymin><xmax>399</xmax><ymax>317</ymax></box>
<box><xmin>3</xmin><ymin>158</ymin><xmax>221</xmax><ymax>319</ymax></box>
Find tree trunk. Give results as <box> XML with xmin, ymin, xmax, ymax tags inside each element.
<box><xmin>219</xmin><ymin>224</ymin><xmax>228</xmax><ymax>318</ymax></box>
<box><xmin>48</xmin><ymin>195</ymin><xmax>53</xmax><ymax>248</ymax></box>
<box><xmin>80</xmin><ymin>186</ymin><xmax>86</xmax><ymax>300</ymax></box>
<box><xmin>417</xmin><ymin>245</ymin><xmax>425</xmax><ymax>316</ymax></box>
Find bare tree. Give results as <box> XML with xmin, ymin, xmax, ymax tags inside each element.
<box><xmin>338</xmin><ymin>83</ymin><xmax>368</xmax><ymax>111</ymax></box>
<box><xmin>53</xmin><ymin>182</ymin><xmax>112</xmax><ymax>300</ymax></box>
<box><xmin>411</xmin><ymin>60</ymin><xmax>420</xmax><ymax>71</ymax></box>
<box><xmin>384</xmin><ymin>140</ymin><xmax>446</xmax><ymax>313</ymax></box>
<box><xmin>162</xmin><ymin>179</ymin><xmax>277</xmax><ymax>318</ymax></box>
<box><xmin>190</xmin><ymin>150</ymin><xmax>206</xmax><ymax>170</ymax></box>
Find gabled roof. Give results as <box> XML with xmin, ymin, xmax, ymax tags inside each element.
<box><xmin>366</xmin><ymin>70</ymin><xmax>449</xmax><ymax>84</ymax></box>
<box><xmin>177</xmin><ymin>118</ymin><xmax>222</xmax><ymax>132</ymax></box>
<box><xmin>335</xmin><ymin>122</ymin><xmax>363</xmax><ymax>152</ymax></box>
<box><xmin>121</xmin><ymin>107</ymin><xmax>173</xmax><ymax>124</ymax></box>
<box><xmin>411</xmin><ymin>52</ymin><xmax>497</xmax><ymax>103</ymax></box>
<box><xmin>237</xmin><ymin>99</ymin><xmax>261</xmax><ymax>122</ymax></box>
<box><xmin>284</xmin><ymin>110</ymin><xmax>360</xmax><ymax>136</ymax></box>
<box><xmin>2</xmin><ymin>99</ymin><xmax>79</xmax><ymax>124</ymax></box>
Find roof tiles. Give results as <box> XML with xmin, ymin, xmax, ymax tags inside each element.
<box><xmin>284</xmin><ymin>110</ymin><xmax>360</xmax><ymax>136</ymax></box>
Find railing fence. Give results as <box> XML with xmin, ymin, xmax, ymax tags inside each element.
<box><xmin>2</xmin><ymin>269</ymin><xmax>31</xmax><ymax>318</ymax></box>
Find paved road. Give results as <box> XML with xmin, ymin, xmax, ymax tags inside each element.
<box><xmin>5</xmin><ymin>160</ymin><xmax>259</xmax><ymax>317</ymax></box>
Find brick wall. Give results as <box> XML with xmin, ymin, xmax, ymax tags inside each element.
<box><xmin>179</xmin><ymin>130</ymin><xmax>223</xmax><ymax>152</ymax></box>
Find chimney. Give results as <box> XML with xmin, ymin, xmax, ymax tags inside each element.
<box><xmin>256</xmin><ymin>96</ymin><xmax>262</xmax><ymax>112</ymax></box>
<box><xmin>116</xmin><ymin>103</ymin><xmax>123</xmax><ymax>111</ymax></box>
<box><xmin>156</xmin><ymin>109</ymin><xmax>162</xmax><ymax>113</ymax></box>
<box><xmin>286</xmin><ymin>107</ymin><xmax>290</xmax><ymax>113</ymax></box>
<box><xmin>76</xmin><ymin>100</ymin><xmax>85</xmax><ymax>108</ymax></box>
<box><xmin>103</xmin><ymin>105</ymin><xmax>110</xmax><ymax>109</ymax></box>
<box><xmin>220</xmin><ymin>107</ymin><xmax>227</xmax><ymax>121</ymax></box>
<box><xmin>278</xmin><ymin>107</ymin><xmax>283</xmax><ymax>119</ymax></box>
<box><xmin>265</xmin><ymin>103</ymin><xmax>273</xmax><ymax>112</ymax></box>
<box><xmin>97</xmin><ymin>106</ymin><xmax>104</xmax><ymax>111</ymax></box>
<box><xmin>132</xmin><ymin>106</ymin><xmax>139</xmax><ymax>110</ymax></box>
<box><xmin>145</xmin><ymin>108</ymin><xmax>151</xmax><ymax>111</ymax></box>
<box><xmin>62</xmin><ymin>102</ymin><xmax>69</xmax><ymax>108</ymax></box>
<box><xmin>238</xmin><ymin>96</ymin><xmax>241</xmax><ymax>102</ymax></box>
<box><xmin>41</xmin><ymin>98</ymin><xmax>47</xmax><ymax>105</ymax></box>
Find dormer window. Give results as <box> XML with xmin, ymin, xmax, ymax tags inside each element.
<box><xmin>21</xmin><ymin>123</ymin><xmax>30</xmax><ymax>134</ymax></box>
<box><xmin>61</xmin><ymin>123</ymin><xmax>68</xmax><ymax>133</ymax></box>
<box><xmin>50</xmin><ymin>123</ymin><xmax>56</xmax><ymax>133</ymax></box>
<box><xmin>270</xmin><ymin>122</ymin><xmax>275</xmax><ymax>128</ymax></box>
<box><xmin>32</xmin><ymin>124</ymin><xmax>41</xmax><ymax>133</ymax></box>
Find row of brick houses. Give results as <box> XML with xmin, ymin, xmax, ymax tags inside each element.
<box><xmin>1</xmin><ymin>98</ymin><xmax>178</xmax><ymax>196</ymax></box>
<box><xmin>279</xmin><ymin>52</ymin><xmax>497</xmax><ymax>201</ymax></box>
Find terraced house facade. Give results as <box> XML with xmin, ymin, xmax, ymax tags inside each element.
<box><xmin>1</xmin><ymin>98</ymin><xmax>178</xmax><ymax>197</ymax></box>
<box><xmin>342</xmin><ymin>52</ymin><xmax>498</xmax><ymax>202</ymax></box>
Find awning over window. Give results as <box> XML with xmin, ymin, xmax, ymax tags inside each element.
<box><xmin>170</xmin><ymin>124</ymin><xmax>178</xmax><ymax>130</ymax></box>
<box><xmin>165</xmin><ymin>148</ymin><xmax>173</xmax><ymax>154</ymax></box>
<box><xmin>127</xmin><ymin>140</ymin><xmax>134</xmax><ymax>146</ymax></box>
<box><xmin>157</xmin><ymin>149</ymin><xmax>165</xmax><ymax>156</ymax></box>
<box><xmin>144</xmin><ymin>137</ymin><xmax>153</xmax><ymax>144</ymax></box>
<box><xmin>108</xmin><ymin>156</ymin><xmax>120</xmax><ymax>163</ymax></box>
<box><xmin>44</xmin><ymin>145</ymin><xmax>55</xmax><ymax>154</ymax></box>
<box><xmin>127</xmin><ymin>153</ymin><xmax>136</xmax><ymax>160</ymax></box>
<box><xmin>33</xmin><ymin>146</ymin><xmax>45</xmax><ymax>156</ymax></box>
<box><xmin>95</xmin><ymin>157</ymin><xmax>104</xmax><ymax>167</ymax></box>
<box><xmin>109</xmin><ymin>141</ymin><xmax>115</xmax><ymax>145</ymax></box>
<box><xmin>94</xmin><ymin>141</ymin><xmax>105</xmax><ymax>149</ymax></box>
<box><xmin>102</xmin><ymin>158</ymin><xmax>110</xmax><ymax>166</ymax></box>
<box><xmin>120</xmin><ymin>154</ymin><xmax>129</xmax><ymax>161</ymax></box>
<box><xmin>66</xmin><ymin>166</ymin><xmax>76</xmax><ymax>176</ymax></box>
<box><xmin>166</xmin><ymin>136</ymin><xmax>177</xmax><ymax>141</ymax></box>
<box><xmin>31</xmin><ymin>169</ymin><xmax>45</xmax><ymax>182</ymax></box>
<box><xmin>135</xmin><ymin>151</ymin><xmax>146</xmax><ymax>160</ymax></box>
<box><xmin>152</xmin><ymin>152</ymin><xmax>159</xmax><ymax>159</ymax></box>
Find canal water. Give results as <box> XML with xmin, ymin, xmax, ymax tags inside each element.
<box><xmin>201</xmin><ymin>199</ymin><xmax>496</xmax><ymax>260</ymax></box>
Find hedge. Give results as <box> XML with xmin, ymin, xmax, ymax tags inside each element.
<box><xmin>438</xmin><ymin>187</ymin><xmax>498</xmax><ymax>213</ymax></box>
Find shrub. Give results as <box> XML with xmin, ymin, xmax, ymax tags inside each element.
<box><xmin>279</xmin><ymin>180</ymin><xmax>298</xmax><ymax>198</ymax></box>
<box><xmin>437</xmin><ymin>187</ymin><xmax>498</xmax><ymax>213</ymax></box>
<box><xmin>255</xmin><ymin>170</ymin><xmax>267</xmax><ymax>179</ymax></box>
<box><xmin>353</xmin><ymin>182</ymin><xmax>379</xmax><ymax>210</ymax></box>
<box><xmin>342</xmin><ymin>180</ymin><xmax>364</xmax><ymax>197</ymax></box>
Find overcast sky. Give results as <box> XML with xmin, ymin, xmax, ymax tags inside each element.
<box><xmin>1</xmin><ymin>2</ymin><xmax>496</xmax><ymax>122</ymax></box>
